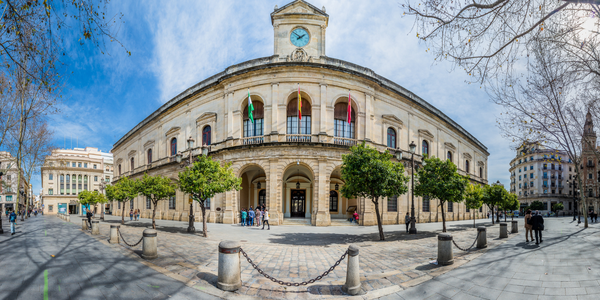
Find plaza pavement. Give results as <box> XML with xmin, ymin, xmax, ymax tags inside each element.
<box><xmin>64</xmin><ymin>214</ymin><xmax>518</xmax><ymax>299</ymax></box>
<box><xmin>0</xmin><ymin>215</ymin><xmax>218</xmax><ymax>300</ymax></box>
<box><xmin>382</xmin><ymin>216</ymin><xmax>600</xmax><ymax>300</ymax></box>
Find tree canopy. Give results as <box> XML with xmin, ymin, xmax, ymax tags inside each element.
<box><xmin>341</xmin><ymin>142</ymin><xmax>409</xmax><ymax>240</ymax></box>
<box><xmin>137</xmin><ymin>173</ymin><xmax>176</xmax><ymax>229</ymax></box>
<box><xmin>106</xmin><ymin>177</ymin><xmax>140</xmax><ymax>224</ymax></box>
<box><xmin>465</xmin><ymin>183</ymin><xmax>484</xmax><ymax>227</ymax></box>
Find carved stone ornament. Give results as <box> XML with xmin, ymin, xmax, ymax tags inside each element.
<box><xmin>292</xmin><ymin>7</ymin><xmax>309</xmax><ymax>13</ymax></box>
<box><xmin>289</xmin><ymin>48</ymin><xmax>309</xmax><ymax>62</ymax></box>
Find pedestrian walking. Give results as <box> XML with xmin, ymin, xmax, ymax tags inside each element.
<box><xmin>135</xmin><ymin>209</ymin><xmax>140</xmax><ymax>221</ymax></box>
<box><xmin>248</xmin><ymin>206</ymin><xmax>255</xmax><ymax>227</ymax></box>
<box><xmin>241</xmin><ymin>209</ymin><xmax>247</xmax><ymax>227</ymax></box>
<box><xmin>255</xmin><ymin>208</ymin><xmax>261</xmax><ymax>227</ymax></box>
<box><xmin>404</xmin><ymin>212</ymin><xmax>410</xmax><ymax>233</ymax></box>
<box><xmin>524</xmin><ymin>209</ymin><xmax>533</xmax><ymax>242</ymax></box>
<box><xmin>262</xmin><ymin>209</ymin><xmax>270</xmax><ymax>230</ymax></box>
<box><xmin>86</xmin><ymin>209</ymin><xmax>93</xmax><ymax>228</ymax></box>
<box><xmin>9</xmin><ymin>210</ymin><xmax>17</xmax><ymax>235</ymax></box>
<box><xmin>129</xmin><ymin>209</ymin><xmax>134</xmax><ymax>221</ymax></box>
<box><xmin>531</xmin><ymin>210</ymin><xmax>544</xmax><ymax>245</ymax></box>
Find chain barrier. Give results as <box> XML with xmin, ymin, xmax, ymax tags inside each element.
<box><xmin>240</xmin><ymin>248</ymin><xmax>348</xmax><ymax>286</ymax></box>
<box><xmin>117</xmin><ymin>228</ymin><xmax>144</xmax><ymax>247</ymax></box>
<box><xmin>452</xmin><ymin>231</ymin><xmax>480</xmax><ymax>252</ymax></box>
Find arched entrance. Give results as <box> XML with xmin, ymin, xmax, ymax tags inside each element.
<box><xmin>238</xmin><ymin>164</ymin><xmax>267</xmax><ymax>212</ymax></box>
<box><xmin>282</xmin><ymin>163</ymin><xmax>314</xmax><ymax>219</ymax></box>
<box><xmin>329</xmin><ymin>166</ymin><xmax>356</xmax><ymax>220</ymax></box>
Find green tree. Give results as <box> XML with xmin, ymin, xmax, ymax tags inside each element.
<box><xmin>552</xmin><ymin>202</ymin><xmax>564</xmax><ymax>217</ymax></box>
<box><xmin>482</xmin><ymin>183</ymin><xmax>506</xmax><ymax>225</ymax></box>
<box><xmin>414</xmin><ymin>156</ymin><xmax>469</xmax><ymax>232</ymax></box>
<box><xmin>137</xmin><ymin>173</ymin><xmax>176</xmax><ymax>229</ymax></box>
<box><xmin>499</xmin><ymin>193</ymin><xmax>519</xmax><ymax>222</ymax></box>
<box><xmin>465</xmin><ymin>184</ymin><xmax>484</xmax><ymax>228</ymax></box>
<box><xmin>105</xmin><ymin>177</ymin><xmax>139</xmax><ymax>225</ymax></box>
<box><xmin>178</xmin><ymin>155</ymin><xmax>241</xmax><ymax>237</ymax></box>
<box><xmin>530</xmin><ymin>201</ymin><xmax>545</xmax><ymax>211</ymax></box>
<box><xmin>341</xmin><ymin>142</ymin><xmax>409</xmax><ymax>241</ymax></box>
<box><xmin>78</xmin><ymin>190</ymin><xmax>108</xmax><ymax>215</ymax></box>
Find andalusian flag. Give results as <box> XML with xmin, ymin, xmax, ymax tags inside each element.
<box><xmin>347</xmin><ymin>90</ymin><xmax>352</xmax><ymax>124</ymax></box>
<box><xmin>248</xmin><ymin>89</ymin><xmax>254</xmax><ymax>123</ymax></box>
<box><xmin>298</xmin><ymin>84</ymin><xmax>302</xmax><ymax>120</ymax></box>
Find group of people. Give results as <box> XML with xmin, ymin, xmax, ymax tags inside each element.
<box><xmin>588</xmin><ymin>211</ymin><xmax>598</xmax><ymax>223</ymax></box>
<box><xmin>129</xmin><ymin>209</ymin><xmax>140</xmax><ymax>221</ymax></box>
<box><xmin>240</xmin><ymin>205</ymin><xmax>270</xmax><ymax>230</ymax></box>
<box><xmin>524</xmin><ymin>209</ymin><xmax>545</xmax><ymax>244</ymax></box>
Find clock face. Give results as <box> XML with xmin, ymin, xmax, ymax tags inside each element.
<box><xmin>290</xmin><ymin>28</ymin><xmax>309</xmax><ymax>47</ymax></box>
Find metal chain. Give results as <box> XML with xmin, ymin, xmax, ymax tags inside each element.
<box><xmin>117</xmin><ymin>228</ymin><xmax>144</xmax><ymax>247</ymax></box>
<box><xmin>240</xmin><ymin>248</ymin><xmax>348</xmax><ymax>286</ymax></box>
<box><xmin>452</xmin><ymin>231</ymin><xmax>480</xmax><ymax>252</ymax></box>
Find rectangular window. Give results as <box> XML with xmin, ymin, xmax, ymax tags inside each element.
<box><xmin>7</xmin><ymin>175</ymin><xmax>10</xmax><ymax>180</ymax></box>
<box><xmin>530</xmin><ymin>173</ymin><xmax>533</xmax><ymax>178</ymax></box>
<box><xmin>130</xmin><ymin>200</ymin><xmax>134</xmax><ymax>209</ymax></box>
<box><xmin>72</xmin><ymin>162</ymin><xmax>76</xmax><ymax>167</ymax></box>
<box><xmin>589</xmin><ymin>173</ymin><xmax>593</xmax><ymax>179</ymax></box>
<box><xmin>49</xmin><ymin>173</ymin><xmax>53</xmax><ymax>180</ymax></box>
<box><xmin>544</xmin><ymin>189</ymin><xmax>548</xmax><ymax>194</ymax></box>
<box><xmin>6</xmin><ymin>195</ymin><xmax>12</xmax><ymax>201</ymax></box>
<box><xmin>84</xmin><ymin>163</ymin><xmax>88</xmax><ymax>168</ymax></box>
<box><xmin>48</xmin><ymin>205</ymin><xmax>53</xmax><ymax>212</ymax></box>
<box><xmin>169</xmin><ymin>196</ymin><xmax>176</xmax><ymax>210</ymax></box>
<box><xmin>78</xmin><ymin>162</ymin><xmax>82</xmax><ymax>168</ymax></box>
<box><xmin>531</xmin><ymin>182</ymin><xmax>534</xmax><ymax>187</ymax></box>
<box><xmin>519</xmin><ymin>183</ymin><xmax>522</xmax><ymax>188</ymax></box>
<box><xmin>479</xmin><ymin>206</ymin><xmax>483</xmax><ymax>212</ymax></box>
<box><xmin>519</xmin><ymin>175</ymin><xmax>521</xmax><ymax>180</ymax></box>
<box><xmin>519</xmin><ymin>168</ymin><xmax>521</xmax><ymax>172</ymax></box>
<box><xmin>466</xmin><ymin>207</ymin><xmax>470</xmax><ymax>212</ymax></box>
<box><xmin>422</xmin><ymin>196</ymin><xmax>430</xmax><ymax>212</ymax></box>
<box><xmin>94</xmin><ymin>176</ymin><xmax>98</xmax><ymax>182</ymax></box>
<box><xmin>48</xmin><ymin>189</ymin><xmax>53</xmax><ymax>195</ymax></box>
<box><xmin>387</xmin><ymin>196</ymin><xmax>398</xmax><ymax>212</ymax></box>
<box><xmin>286</xmin><ymin>116</ymin><xmax>311</xmax><ymax>134</ymax></box>
<box><xmin>205</xmin><ymin>198</ymin><xmax>211</xmax><ymax>209</ymax></box>
<box><xmin>334</xmin><ymin>119</ymin><xmax>355</xmax><ymax>139</ymax></box>
<box><xmin>447</xmin><ymin>202</ymin><xmax>453</xmax><ymax>212</ymax></box>
<box><xmin>118</xmin><ymin>202</ymin><xmax>121</xmax><ymax>209</ymax></box>
<box><xmin>146</xmin><ymin>197</ymin><xmax>151</xmax><ymax>209</ymax></box>
<box><xmin>93</xmin><ymin>164</ymin><xmax>97</xmax><ymax>169</ymax></box>
<box><xmin>530</xmin><ymin>166</ymin><xmax>533</xmax><ymax>170</ymax></box>
<box><xmin>243</xmin><ymin>119</ymin><xmax>264</xmax><ymax>137</ymax></box>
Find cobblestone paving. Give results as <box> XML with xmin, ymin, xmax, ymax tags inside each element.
<box><xmin>70</xmin><ymin>216</ymin><xmax>519</xmax><ymax>299</ymax></box>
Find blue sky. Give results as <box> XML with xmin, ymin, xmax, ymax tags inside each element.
<box><xmin>38</xmin><ymin>0</ymin><xmax>514</xmax><ymax>193</ymax></box>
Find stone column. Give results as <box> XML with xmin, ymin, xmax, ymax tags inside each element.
<box><xmin>499</xmin><ymin>222</ymin><xmax>508</xmax><ymax>238</ymax></box>
<box><xmin>271</xmin><ymin>83</ymin><xmax>279</xmax><ymax>136</ymax></box>
<box><xmin>476</xmin><ymin>227</ymin><xmax>487</xmax><ymax>249</ymax></box>
<box><xmin>222</xmin><ymin>191</ymin><xmax>235</xmax><ymax>224</ymax></box>
<box><xmin>342</xmin><ymin>245</ymin><xmax>361</xmax><ymax>295</ymax></box>
<box><xmin>314</xmin><ymin>159</ymin><xmax>331</xmax><ymax>226</ymax></box>
<box><xmin>82</xmin><ymin>218</ymin><xmax>88</xmax><ymax>230</ymax></box>
<box><xmin>217</xmin><ymin>241</ymin><xmax>242</xmax><ymax>291</ymax></box>
<box><xmin>226</xmin><ymin>92</ymin><xmax>234</xmax><ymax>140</ymax></box>
<box><xmin>109</xmin><ymin>225</ymin><xmax>119</xmax><ymax>244</ymax></box>
<box><xmin>142</xmin><ymin>229</ymin><xmax>158</xmax><ymax>259</ymax></box>
<box><xmin>437</xmin><ymin>233</ymin><xmax>454</xmax><ymax>265</ymax></box>
<box><xmin>511</xmin><ymin>220</ymin><xmax>518</xmax><ymax>233</ymax></box>
<box><xmin>319</xmin><ymin>84</ymin><xmax>328</xmax><ymax>136</ymax></box>
<box><xmin>364</xmin><ymin>93</ymin><xmax>373</xmax><ymax>141</ymax></box>
<box><xmin>91</xmin><ymin>220</ymin><xmax>99</xmax><ymax>235</ymax></box>
<box><xmin>268</xmin><ymin>159</ymin><xmax>280</xmax><ymax>225</ymax></box>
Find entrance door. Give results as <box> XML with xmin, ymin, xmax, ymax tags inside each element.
<box><xmin>290</xmin><ymin>189</ymin><xmax>306</xmax><ymax>218</ymax></box>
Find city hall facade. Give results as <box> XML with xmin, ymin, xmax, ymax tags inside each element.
<box><xmin>111</xmin><ymin>0</ymin><xmax>490</xmax><ymax>226</ymax></box>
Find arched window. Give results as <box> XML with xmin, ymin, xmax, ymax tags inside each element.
<box><xmin>258</xmin><ymin>189</ymin><xmax>266</xmax><ymax>206</ymax></box>
<box><xmin>202</xmin><ymin>126</ymin><xmax>212</xmax><ymax>146</ymax></box>
<box><xmin>329</xmin><ymin>191</ymin><xmax>338</xmax><ymax>212</ymax></box>
<box><xmin>287</xmin><ymin>97</ymin><xmax>311</xmax><ymax>141</ymax></box>
<box><xmin>243</xmin><ymin>100</ymin><xmax>264</xmax><ymax>137</ymax></box>
<box><xmin>334</xmin><ymin>101</ymin><xmax>355</xmax><ymax>139</ymax></box>
<box><xmin>147</xmin><ymin>149</ymin><xmax>153</xmax><ymax>164</ymax></box>
<box><xmin>118</xmin><ymin>164</ymin><xmax>121</xmax><ymax>175</ymax></box>
<box><xmin>422</xmin><ymin>140</ymin><xmax>429</xmax><ymax>156</ymax></box>
<box><xmin>480</xmin><ymin>167</ymin><xmax>483</xmax><ymax>178</ymax></box>
<box><xmin>465</xmin><ymin>160</ymin><xmax>470</xmax><ymax>173</ymax></box>
<box><xmin>170</xmin><ymin>138</ymin><xmax>177</xmax><ymax>156</ymax></box>
<box><xmin>130</xmin><ymin>157</ymin><xmax>134</xmax><ymax>171</ymax></box>
<box><xmin>447</xmin><ymin>151</ymin><xmax>452</xmax><ymax>162</ymax></box>
<box><xmin>387</xmin><ymin>128</ymin><xmax>396</xmax><ymax>148</ymax></box>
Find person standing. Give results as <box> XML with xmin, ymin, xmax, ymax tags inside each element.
<box><xmin>86</xmin><ymin>209</ymin><xmax>93</xmax><ymax>228</ymax></box>
<box><xmin>136</xmin><ymin>209</ymin><xmax>140</xmax><ymax>221</ymax></box>
<box><xmin>255</xmin><ymin>208</ymin><xmax>261</xmax><ymax>227</ymax></box>
<box><xmin>129</xmin><ymin>209</ymin><xmax>134</xmax><ymax>221</ymax></box>
<box><xmin>9</xmin><ymin>210</ymin><xmax>17</xmax><ymax>235</ymax></box>
<box><xmin>531</xmin><ymin>210</ymin><xmax>544</xmax><ymax>244</ymax></box>
<box><xmin>404</xmin><ymin>212</ymin><xmax>410</xmax><ymax>233</ymax></box>
<box><xmin>524</xmin><ymin>209</ymin><xmax>533</xmax><ymax>242</ymax></box>
<box><xmin>262</xmin><ymin>209</ymin><xmax>270</xmax><ymax>230</ymax></box>
<box><xmin>241</xmin><ymin>209</ymin><xmax>247</xmax><ymax>227</ymax></box>
<box><xmin>248</xmin><ymin>206</ymin><xmax>255</xmax><ymax>227</ymax></box>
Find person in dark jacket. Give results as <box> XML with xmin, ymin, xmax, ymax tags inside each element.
<box><xmin>531</xmin><ymin>211</ymin><xmax>544</xmax><ymax>244</ymax></box>
<box><xmin>86</xmin><ymin>209</ymin><xmax>93</xmax><ymax>228</ymax></box>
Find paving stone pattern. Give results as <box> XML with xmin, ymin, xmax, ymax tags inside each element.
<box><xmin>76</xmin><ymin>215</ymin><xmax>517</xmax><ymax>299</ymax></box>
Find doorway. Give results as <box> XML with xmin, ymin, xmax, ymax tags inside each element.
<box><xmin>291</xmin><ymin>189</ymin><xmax>306</xmax><ymax>218</ymax></box>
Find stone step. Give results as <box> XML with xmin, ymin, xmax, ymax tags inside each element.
<box><xmin>330</xmin><ymin>219</ymin><xmax>359</xmax><ymax>226</ymax></box>
<box><xmin>281</xmin><ymin>218</ymin><xmax>311</xmax><ymax>226</ymax></box>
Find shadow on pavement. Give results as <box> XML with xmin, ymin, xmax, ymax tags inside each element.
<box><xmin>267</xmin><ymin>230</ymin><xmax>438</xmax><ymax>245</ymax></box>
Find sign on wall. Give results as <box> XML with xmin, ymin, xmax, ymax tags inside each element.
<box><xmin>58</xmin><ymin>203</ymin><xmax>67</xmax><ymax>214</ymax></box>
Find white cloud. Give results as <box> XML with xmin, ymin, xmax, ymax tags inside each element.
<box><xmin>143</xmin><ymin>0</ymin><xmax>513</xmax><ymax>185</ymax></box>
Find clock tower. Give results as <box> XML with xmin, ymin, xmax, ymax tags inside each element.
<box><xmin>271</xmin><ymin>0</ymin><xmax>329</xmax><ymax>62</ymax></box>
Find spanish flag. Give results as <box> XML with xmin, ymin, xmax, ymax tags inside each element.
<box><xmin>298</xmin><ymin>84</ymin><xmax>302</xmax><ymax>120</ymax></box>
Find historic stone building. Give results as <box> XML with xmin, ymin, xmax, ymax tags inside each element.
<box><xmin>579</xmin><ymin>111</ymin><xmax>599</xmax><ymax>214</ymax></box>
<box><xmin>40</xmin><ymin>147</ymin><xmax>114</xmax><ymax>215</ymax></box>
<box><xmin>111</xmin><ymin>0</ymin><xmax>489</xmax><ymax>226</ymax></box>
<box><xmin>0</xmin><ymin>151</ymin><xmax>31</xmax><ymax>214</ymax></box>
<box><xmin>509</xmin><ymin>142</ymin><xmax>576</xmax><ymax>214</ymax></box>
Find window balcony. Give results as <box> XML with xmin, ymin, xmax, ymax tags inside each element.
<box><xmin>333</xmin><ymin>137</ymin><xmax>358</xmax><ymax>147</ymax></box>
<box><xmin>587</xmin><ymin>162</ymin><xmax>595</xmax><ymax>167</ymax></box>
<box><xmin>242</xmin><ymin>136</ymin><xmax>264</xmax><ymax>145</ymax></box>
<box><xmin>286</xmin><ymin>134</ymin><xmax>312</xmax><ymax>143</ymax></box>
<box><xmin>543</xmin><ymin>176</ymin><xmax>548</xmax><ymax>179</ymax></box>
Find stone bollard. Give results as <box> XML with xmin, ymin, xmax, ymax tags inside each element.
<box><xmin>91</xmin><ymin>221</ymin><xmax>100</xmax><ymax>235</ymax></box>
<box><xmin>477</xmin><ymin>227</ymin><xmax>487</xmax><ymax>249</ymax></box>
<box><xmin>217</xmin><ymin>241</ymin><xmax>242</xmax><ymax>291</ymax></box>
<box><xmin>109</xmin><ymin>225</ymin><xmax>120</xmax><ymax>244</ymax></box>
<box><xmin>142</xmin><ymin>229</ymin><xmax>158</xmax><ymax>260</ymax></box>
<box><xmin>437</xmin><ymin>233</ymin><xmax>454</xmax><ymax>265</ymax></box>
<box><xmin>343</xmin><ymin>244</ymin><xmax>361</xmax><ymax>295</ymax></box>
<box><xmin>66</xmin><ymin>215</ymin><xmax>70</xmax><ymax>222</ymax></box>
<box><xmin>82</xmin><ymin>219</ymin><xmax>88</xmax><ymax>230</ymax></box>
<box><xmin>500</xmin><ymin>223</ymin><xmax>508</xmax><ymax>238</ymax></box>
<box><xmin>511</xmin><ymin>221</ymin><xmax>518</xmax><ymax>233</ymax></box>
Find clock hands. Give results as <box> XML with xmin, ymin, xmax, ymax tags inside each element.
<box><xmin>292</xmin><ymin>32</ymin><xmax>300</xmax><ymax>38</ymax></box>
<box><xmin>296</xmin><ymin>34</ymin><xmax>306</xmax><ymax>40</ymax></box>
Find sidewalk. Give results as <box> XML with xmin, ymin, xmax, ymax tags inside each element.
<box><xmin>0</xmin><ymin>215</ymin><xmax>218</xmax><ymax>300</ymax></box>
<box><xmin>73</xmin><ymin>214</ymin><xmax>523</xmax><ymax>299</ymax></box>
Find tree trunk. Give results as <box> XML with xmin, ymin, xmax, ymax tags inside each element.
<box><xmin>201</xmin><ymin>203</ymin><xmax>207</xmax><ymax>238</ymax></box>
<box><xmin>441</xmin><ymin>201</ymin><xmax>447</xmax><ymax>232</ymax></box>
<box><xmin>496</xmin><ymin>207</ymin><xmax>500</xmax><ymax>223</ymax></box>
<box><xmin>504</xmin><ymin>210</ymin><xmax>507</xmax><ymax>222</ymax></box>
<box><xmin>372</xmin><ymin>198</ymin><xmax>385</xmax><ymax>240</ymax></box>
<box><xmin>473</xmin><ymin>216</ymin><xmax>476</xmax><ymax>228</ymax></box>
<box><xmin>489</xmin><ymin>205</ymin><xmax>494</xmax><ymax>224</ymax></box>
<box><xmin>152</xmin><ymin>201</ymin><xmax>157</xmax><ymax>229</ymax></box>
<box><xmin>121</xmin><ymin>202</ymin><xmax>126</xmax><ymax>225</ymax></box>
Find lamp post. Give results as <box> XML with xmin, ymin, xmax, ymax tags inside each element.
<box><xmin>409</xmin><ymin>141</ymin><xmax>417</xmax><ymax>234</ymax></box>
<box><xmin>99</xmin><ymin>180</ymin><xmax>106</xmax><ymax>220</ymax></box>
<box><xmin>577</xmin><ymin>189</ymin><xmax>581</xmax><ymax>224</ymax></box>
<box><xmin>177</xmin><ymin>138</ymin><xmax>211</xmax><ymax>233</ymax></box>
